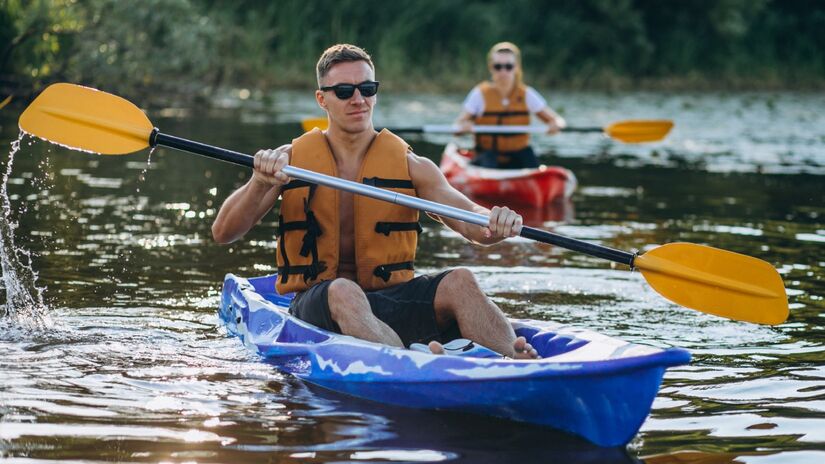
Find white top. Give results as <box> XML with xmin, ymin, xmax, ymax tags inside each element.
<box><xmin>462</xmin><ymin>85</ymin><xmax>548</xmax><ymax>116</ymax></box>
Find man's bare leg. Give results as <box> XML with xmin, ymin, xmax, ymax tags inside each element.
<box><xmin>327</xmin><ymin>278</ymin><xmax>404</xmax><ymax>347</ymax></box>
<box><xmin>432</xmin><ymin>268</ymin><xmax>538</xmax><ymax>359</ymax></box>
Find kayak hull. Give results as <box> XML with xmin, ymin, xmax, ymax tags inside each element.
<box><xmin>439</xmin><ymin>143</ymin><xmax>577</xmax><ymax>207</ymax></box>
<box><xmin>219</xmin><ymin>273</ymin><xmax>690</xmax><ymax>447</ymax></box>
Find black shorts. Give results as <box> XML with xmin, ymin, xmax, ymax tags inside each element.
<box><xmin>288</xmin><ymin>270</ymin><xmax>461</xmax><ymax>347</ymax></box>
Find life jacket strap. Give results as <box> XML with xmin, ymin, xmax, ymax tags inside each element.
<box><xmin>281</xmin><ymin>180</ymin><xmax>313</xmax><ymax>192</ymax></box>
<box><xmin>279</xmin><ymin>184</ymin><xmax>323</xmax><ymax>284</ymax></box>
<box><xmin>278</xmin><ymin>213</ymin><xmax>292</xmax><ymax>284</ymax></box>
<box><xmin>362</xmin><ymin>177</ymin><xmax>415</xmax><ymax>189</ymax></box>
<box><xmin>277</xmin><ymin>262</ymin><xmax>328</xmax><ymax>282</ymax></box>
<box><xmin>299</xmin><ymin>209</ymin><xmax>323</xmax><ymax>258</ymax></box>
<box><xmin>480</xmin><ymin>110</ymin><xmax>529</xmax><ymax>117</ymax></box>
<box><xmin>280</xmin><ymin>220</ymin><xmax>310</xmax><ymax>231</ymax></box>
<box><xmin>374</xmin><ymin>221</ymin><xmax>422</xmax><ymax>236</ymax></box>
<box><xmin>373</xmin><ymin>261</ymin><xmax>415</xmax><ymax>282</ymax></box>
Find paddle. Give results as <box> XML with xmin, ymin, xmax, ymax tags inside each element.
<box><xmin>18</xmin><ymin>83</ymin><xmax>787</xmax><ymax>325</ymax></box>
<box><xmin>301</xmin><ymin>117</ymin><xmax>674</xmax><ymax>144</ymax></box>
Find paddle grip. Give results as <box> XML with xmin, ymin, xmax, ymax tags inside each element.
<box><xmin>519</xmin><ymin>226</ymin><xmax>636</xmax><ymax>266</ymax></box>
<box><xmin>151</xmin><ymin>131</ymin><xmax>254</xmax><ymax>168</ymax></box>
<box><xmin>562</xmin><ymin>127</ymin><xmax>603</xmax><ymax>133</ymax></box>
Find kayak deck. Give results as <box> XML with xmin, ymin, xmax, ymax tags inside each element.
<box><xmin>219</xmin><ymin>273</ymin><xmax>690</xmax><ymax>447</ymax></box>
<box><xmin>439</xmin><ymin>143</ymin><xmax>577</xmax><ymax>207</ymax></box>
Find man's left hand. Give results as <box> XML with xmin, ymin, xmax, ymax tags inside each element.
<box><xmin>485</xmin><ymin>206</ymin><xmax>523</xmax><ymax>240</ymax></box>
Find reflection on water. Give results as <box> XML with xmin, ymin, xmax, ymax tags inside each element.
<box><xmin>1</xmin><ymin>90</ymin><xmax>824</xmax><ymax>462</ymax></box>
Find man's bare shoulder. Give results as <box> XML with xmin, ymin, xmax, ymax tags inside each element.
<box><xmin>407</xmin><ymin>152</ymin><xmax>453</xmax><ymax>199</ymax></box>
<box><xmin>407</xmin><ymin>151</ymin><xmax>441</xmax><ymax>178</ymax></box>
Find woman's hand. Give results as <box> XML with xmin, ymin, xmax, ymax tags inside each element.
<box><xmin>457</xmin><ymin>119</ymin><xmax>474</xmax><ymax>135</ymax></box>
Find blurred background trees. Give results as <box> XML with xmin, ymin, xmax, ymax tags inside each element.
<box><xmin>2</xmin><ymin>0</ymin><xmax>824</xmax><ymax>104</ymax></box>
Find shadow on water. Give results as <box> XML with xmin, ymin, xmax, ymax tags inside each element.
<box><xmin>294</xmin><ymin>382</ymin><xmax>638</xmax><ymax>463</ymax></box>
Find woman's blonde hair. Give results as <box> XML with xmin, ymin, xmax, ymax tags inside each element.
<box><xmin>487</xmin><ymin>42</ymin><xmax>523</xmax><ymax>85</ymax></box>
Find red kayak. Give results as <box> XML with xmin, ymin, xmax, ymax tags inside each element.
<box><xmin>439</xmin><ymin>143</ymin><xmax>577</xmax><ymax>207</ymax></box>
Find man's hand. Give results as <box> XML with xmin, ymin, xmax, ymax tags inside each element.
<box><xmin>252</xmin><ymin>144</ymin><xmax>292</xmax><ymax>188</ymax></box>
<box><xmin>484</xmin><ymin>206</ymin><xmax>523</xmax><ymax>240</ymax></box>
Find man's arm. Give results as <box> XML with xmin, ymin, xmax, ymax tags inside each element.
<box><xmin>408</xmin><ymin>153</ymin><xmax>522</xmax><ymax>245</ymax></box>
<box><xmin>212</xmin><ymin>144</ymin><xmax>292</xmax><ymax>244</ymax></box>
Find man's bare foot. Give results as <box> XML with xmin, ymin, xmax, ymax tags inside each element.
<box><xmin>513</xmin><ymin>336</ymin><xmax>539</xmax><ymax>359</ymax></box>
<box><xmin>428</xmin><ymin>340</ymin><xmax>445</xmax><ymax>355</ymax></box>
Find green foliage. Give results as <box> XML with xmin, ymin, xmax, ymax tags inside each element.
<box><xmin>1</xmin><ymin>0</ymin><xmax>218</xmax><ymax>100</ymax></box>
<box><xmin>186</xmin><ymin>0</ymin><xmax>825</xmax><ymax>90</ymax></box>
<box><xmin>2</xmin><ymin>0</ymin><xmax>825</xmax><ymax>99</ymax></box>
<box><xmin>68</xmin><ymin>0</ymin><xmax>218</xmax><ymax>96</ymax></box>
<box><xmin>1</xmin><ymin>0</ymin><xmax>84</xmax><ymax>85</ymax></box>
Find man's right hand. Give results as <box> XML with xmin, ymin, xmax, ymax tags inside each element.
<box><xmin>252</xmin><ymin>144</ymin><xmax>292</xmax><ymax>188</ymax></box>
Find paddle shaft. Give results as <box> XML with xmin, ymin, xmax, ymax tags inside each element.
<box><xmin>151</xmin><ymin>131</ymin><xmax>636</xmax><ymax>266</ymax></box>
<box><xmin>382</xmin><ymin>124</ymin><xmax>603</xmax><ymax>135</ymax></box>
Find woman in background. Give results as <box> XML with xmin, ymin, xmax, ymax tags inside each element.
<box><xmin>456</xmin><ymin>42</ymin><xmax>566</xmax><ymax>169</ymax></box>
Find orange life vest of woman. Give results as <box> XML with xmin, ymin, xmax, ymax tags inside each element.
<box><xmin>275</xmin><ymin>128</ymin><xmax>420</xmax><ymax>294</ymax></box>
<box><xmin>474</xmin><ymin>81</ymin><xmax>531</xmax><ymax>153</ymax></box>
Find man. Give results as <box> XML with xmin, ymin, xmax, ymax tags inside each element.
<box><xmin>212</xmin><ymin>44</ymin><xmax>537</xmax><ymax>359</ymax></box>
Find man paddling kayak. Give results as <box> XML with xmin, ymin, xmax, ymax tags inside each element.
<box><xmin>456</xmin><ymin>42</ymin><xmax>566</xmax><ymax>169</ymax></box>
<box><xmin>212</xmin><ymin>44</ymin><xmax>537</xmax><ymax>359</ymax></box>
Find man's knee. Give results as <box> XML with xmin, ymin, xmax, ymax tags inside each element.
<box><xmin>441</xmin><ymin>268</ymin><xmax>478</xmax><ymax>291</ymax></box>
<box><xmin>327</xmin><ymin>278</ymin><xmax>369</xmax><ymax>322</ymax></box>
<box><xmin>434</xmin><ymin>268</ymin><xmax>483</xmax><ymax>324</ymax></box>
<box><xmin>437</xmin><ymin>268</ymin><xmax>482</xmax><ymax>306</ymax></box>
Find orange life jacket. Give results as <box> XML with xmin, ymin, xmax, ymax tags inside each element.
<box><xmin>276</xmin><ymin>128</ymin><xmax>420</xmax><ymax>294</ymax></box>
<box><xmin>474</xmin><ymin>81</ymin><xmax>531</xmax><ymax>153</ymax></box>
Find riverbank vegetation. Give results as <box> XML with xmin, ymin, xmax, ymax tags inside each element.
<box><xmin>3</xmin><ymin>0</ymin><xmax>825</xmax><ymax>106</ymax></box>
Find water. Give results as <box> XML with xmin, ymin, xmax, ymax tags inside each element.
<box><xmin>1</xmin><ymin>90</ymin><xmax>824</xmax><ymax>462</ymax></box>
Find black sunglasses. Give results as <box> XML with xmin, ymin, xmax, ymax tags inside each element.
<box><xmin>320</xmin><ymin>80</ymin><xmax>380</xmax><ymax>99</ymax></box>
<box><xmin>493</xmin><ymin>63</ymin><xmax>515</xmax><ymax>71</ymax></box>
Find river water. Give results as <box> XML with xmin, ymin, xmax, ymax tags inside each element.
<box><xmin>1</xmin><ymin>90</ymin><xmax>823</xmax><ymax>463</ymax></box>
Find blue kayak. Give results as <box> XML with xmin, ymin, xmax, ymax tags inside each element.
<box><xmin>219</xmin><ymin>273</ymin><xmax>691</xmax><ymax>447</ymax></box>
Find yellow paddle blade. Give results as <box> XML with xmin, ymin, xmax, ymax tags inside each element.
<box><xmin>18</xmin><ymin>83</ymin><xmax>153</xmax><ymax>155</ymax></box>
<box><xmin>302</xmin><ymin>116</ymin><xmax>329</xmax><ymax>132</ymax></box>
<box><xmin>605</xmin><ymin>119</ymin><xmax>673</xmax><ymax>143</ymax></box>
<box><xmin>635</xmin><ymin>242</ymin><xmax>788</xmax><ymax>325</ymax></box>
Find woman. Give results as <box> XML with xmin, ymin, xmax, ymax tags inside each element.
<box><xmin>456</xmin><ymin>42</ymin><xmax>566</xmax><ymax>169</ymax></box>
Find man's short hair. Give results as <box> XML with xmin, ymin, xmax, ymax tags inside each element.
<box><xmin>316</xmin><ymin>44</ymin><xmax>375</xmax><ymax>87</ymax></box>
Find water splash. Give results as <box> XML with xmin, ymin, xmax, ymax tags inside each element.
<box><xmin>136</xmin><ymin>146</ymin><xmax>156</xmax><ymax>193</ymax></box>
<box><xmin>0</xmin><ymin>134</ymin><xmax>49</xmax><ymax>326</ymax></box>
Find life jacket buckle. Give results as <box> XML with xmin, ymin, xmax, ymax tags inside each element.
<box><xmin>373</xmin><ymin>265</ymin><xmax>391</xmax><ymax>282</ymax></box>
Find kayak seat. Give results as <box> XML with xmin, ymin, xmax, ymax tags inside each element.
<box><xmin>275</xmin><ymin>318</ymin><xmax>330</xmax><ymax>345</ymax></box>
<box><xmin>527</xmin><ymin>331</ymin><xmax>590</xmax><ymax>358</ymax></box>
<box><xmin>260</xmin><ymin>291</ymin><xmax>294</xmax><ymax>308</ymax></box>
